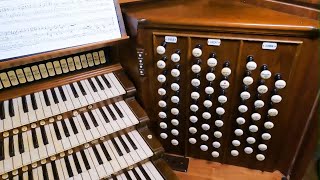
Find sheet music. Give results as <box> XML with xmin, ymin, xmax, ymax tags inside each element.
<box><xmin>0</xmin><ymin>0</ymin><xmax>122</xmax><ymax>61</ymax></box>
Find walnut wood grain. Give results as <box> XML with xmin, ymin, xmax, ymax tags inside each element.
<box><xmin>152</xmin><ymin>158</ymin><xmax>179</xmax><ymax>180</ymax></box>
<box><xmin>114</xmin><ymin>69</ymin><xmax>137</xmax><ymax>98</ymax></box>
<box><xmin>125</xmin><ymin>98</ymin><xmax>150</xmax><ymax>127</ymax></box>
<box><xmin>138</xmin><ymin>126</ymin><xmax>165</xmax><ymax>158</ymax></box>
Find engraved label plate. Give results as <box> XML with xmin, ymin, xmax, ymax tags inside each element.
<box><xmin>207</xmin><ymin>39</ymin><xmax>221</xmax><ymax>46</ymax></box>
<box><xmin>7</xmin><ymin>70</ymin><xmax>19</xmax><ymax>86</ymax></box>
<box><xmin>67</xmin><ymin>57</ymin><xmax>76</xmax><ymax>71</ymax></box>
<box><xmin>92</xmin><ymin>52</ymin><xmax>101</xmax><ymax>65</ymax></box>
<box><xmin>0</xmin><ymin>80</ymin><xmax>3</xmax><ymax>89</ymax></box>
<box><xmin>165</xmin><ymin>36</ymin><xmax>177</xmax><ymax>43</ymax></box>
<box><xmin>23</xmin><ymin>67</ymin><xmax>34</xmax><ymax>82</ymax></box>
<box><xmin>262</xmin><ymin>42</ymin><xmax>277</xmax><ymax>50</ymax></box>
<box><xmin>80</xmin><ymin>55</ymin><xmax>89</xmax><ymax>68</ymax></box>
<box><xmin>53</xmin><ymin>61</ymin><xmax>62</xmax><ymax>75</ymax></box>
<box><xmin>60</xmin><ymin>59</ymin><xmax>69</xmax><ymax>73</ymax></box>
<box><xmin>16</xmin><ymin>69</ymin><xmax>27</xmax><ymax>83</ymax></box>
<box><xmin>46</xmin><ymin>62</ymin><xmax>56</xmax><ymax>76</ymax></box>
<box><xmin>74</xmin><ymin>56</ymin><xmax>82</xmax><ymax>70</ymax></box>
<box><xmin>31</xmin><ymin>65</ymin><xmax>42</xmax><ymax>80</ymax></box>
<box><xmin>38</xmin><ymin>64</ymin><xmax>49</xmax><ymax>78</ymax></box>
<box><xmin>98</xmin><ymin>50</ymin><xmax>106</xmax><ymax>64</ymax></box>
<box><xmin>0</xmin><ymin>72</ymin><xmax>11</xmax><ymax>87</ymax></box>
<box><xmin>86</xmin><ymin>53</ymin><xmax>94</xmax><ymax>67</ymax></box>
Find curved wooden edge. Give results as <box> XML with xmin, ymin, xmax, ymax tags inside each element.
<box><xmin>0</xmin><ymin>36</ymin><xmax>129</xmax><ymax>71</ymax></box>
<box><xmin>153</xmin><ymin>158</ymin><xmax>180</xmax><ymax>180</ymax></box>
<box><xmin>138</xmin><ymin>126</ymin><xmax>165</xmax><ymax>158</ymax></box>
<box><xmin>125</xmin><ymin>98</ymin><xmax>150</xmax><ymax>126</ymax></box>
<box><xmin>114</xmin><ymin>69</ymin><xmax>137</xmax><ymax>98</ymax></box>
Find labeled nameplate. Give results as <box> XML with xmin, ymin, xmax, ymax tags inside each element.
<box><xmin>53</xmin><ymin>61</ymin><xmax>63</xmax><ymax>75</ymax></box>
<box><xmin>80</xmin><ymin>55</ymin><xmax>89</xmax><ymax>68</ymax></box>
<box><xmin>7</xmin><ymin>71</ymin><xmax>19</xmax><ymax>86</ymax></box>
<box><xmin>165</xmin><ymin>36</ymin><xmax>178</xmax><ymax>43</ymax></box>
<box><xmin>86</xmin><ymin>53</ymin><xmax>95</xmax><ymax>67</ymax></box>
<box><xmin>74</xmin><ymin>56</ymin><xmax>82</xmax><ymax>70</ymax></box>
<box><xmin>15</xmin><ymin>69</ymin><xmax>27</xmax><ymax>84</ymax></box>
<box><xmin>46</xmin><ymin>62</ymin><xmax>56</xmax><ymax>77</ymax></box>
<box><xmin>31</xmin><ymin>65</ymin><xmax>42</xmax><ymax>80</ymax></box>
<box><xmin>262</xmin><ymin>42</ymin><xmax>277</xmax><ymax>50</ymax></box>
<box><xmin>0</xmin><ymin>72</ymin><xmax>11</xmax><ymax>87</ymax></box>
<box><xmin>60</xmin><ymin>59</ymin><xmax>69</xmax><ymax>73</ymax></box>
<box><xmin>207</xmin><ymin>39</ymin><xmax>221</xmax><ymax>46</ymax></box>
<box><xmin>23</xmin><ymin>67</ymin><xmax>34</xmax><ymax>82</ymax></box>
<box><xmin>38</xmin><ymin>64</ymin><xmax>49</xmax><ymax>78</ymax></box>
<box><xmin>67</xmin><ymin>58</ymin><xmax>76</xmax><ymax>71</ymax></box>
<box><xmin>99</xmin><ymin>50</ymin><xmax>107</xmax><ymax>64</ymax></box>
<box><xmin>93</xmin><ymin>52</ymin><xmax>101</xmax><ymax>65</ymax></box>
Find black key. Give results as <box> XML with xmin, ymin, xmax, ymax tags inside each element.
<box><xmin>18</xmin><ymin>133</ymin><xmax>24</xmax><ymax>153</ymax></box>
<box><xmin>28</xmin><ymin>169</ymin><xmax>34</xmax><ymax>180</ymax></box>
<box><xmin>40</xmin><ymin>126</ymin><xmax>48</xmax><ymax>145</ymax></box>
<box><xmin>77</xmin><ymin>82</ymin><xmax>87</xmax><ymax>95</ymax></box>
<box><xmin>64</xmin><ymin>157</ymin><xmax>74</xmax><ymax>177</ymax></box>
<box><xmin>72</xmin><ymin>153</ymin><xmax>82</xmax><ymax>173</ymax></box>
<box><xmin>99</xmin><ymin>107</ymin><xmax>109</xmax><ymax>123</ymax></box>
<box><xmin>53</xmin><ymin>122</ymin><xmax>62</xmax><ymax>140</ymax></box>
<box><xmin>88</xmin><ymin>78</ymin><xmax>97</xmax><ymax>92</ymax></box>
<box><xmin>51</xmin><ymin>89</ymin><xmax>59</xmax><ymax>104</ymax></box>
<box><xmin>8</xmin><ymin>99</ymin><xmax>14</xmax><ymax>117</ymax></box>
<box><xmin>92</xmin><ymin>145</ymin><xmax>103</xmax><ymax>164</ymax></box>
<box><xmin>61</xmin><ymin>120</ymin><xmax>70</xmax><ymax>137</ymax></box>
<box><xmin>88</xmin><ymin>111</ymin><xmax>99</xmax><ymax>127</ymax></box>
<box><xmin>42</xmin><ymin>164</ymin><xmax>49</xmax><ymax>180</ymax></box>
<box><xmin>80</xmin><ymin>150</ymin><xmax>90</xmax><ymax>170</ymax></box>
<box><xmin>106</xmin><ymin>105</ymin><xmax>116</xmax><ymax>120</ymax></box>
<box><xmin>43</xmin><ymin>90</ymin><xmax>51</xmax><ymax>106</ymax></box>
<box><xmin>112</xmin><ymin>103</ymin><xmax>123</xmax><ymax>118</ymax></box>
<box><xmin>9</xmin><ymin>136</ymin><xmax>14</xmax><ymax>157</ymax></box>
<box><xmin>111</xmin><ymin>174</ymin><xmax>117</xmax><ymax>180</ymax></box>
<box><xmin>118</xmin><ymin>136</ymin><xmax>130</xmax><ymax>153</ymax></box>
<box><xmin>22</xmin><ymin>96</ymin><xmax>28</xmax><ymax>113</ymax></box>
<box><xmin>94</xmin><ymin>76</ymin><xmax>105</xmax><ymax>90</ymax></box>
<box><xmin>30</xmin><ymin>93</ymin><xmax>38</xmax><ymax>110</ymax></box>
<box><xmin>0</xmin><ymin>101</ymin><xmax>4</xmax><ymax>119</ymax></box>
<box><xmin>69</xmin><ymin>83</ymin><xmax>79</xmax><ymax>98</ymax></box>
<box><xmin>125</xmin><ymin>134</ymin><xmax>137</xmax><ymax>150</ymax></box>
<box><xmin>31</xmin><ymin>128</ymin><xmax>39</xmax><ymax>148</ymax></box>
<box><xmin>101</xmin><ymin>75</ymin><xmax>111</xmax><ymax>88</ymax></box>
<box><xmin>132</xmin><ymin>169</ymin><xmax>142</xmax><ymax>180</ymax></box>
<box><xmin>69</xmin><ymin>118</ymin><xmax>78</xmax><ymax>134</ymax></box>
<box><xmin>111</xmin><ymin>138</ymin><xmax>123</xmax><ymax>156</ymax></box>
<box><xmin>124</xmin><ymin>171</ymin><xmax>132</xmax><ymax>180</ymax></box>
<box><xmin>138</xmin><ymin>164</ymin><xmax>151</xmax><ymax>180</ymax></box>
<box><xmin>100</xmin><ymin>142</ymin><xmax>111</xmax><ymax>161</ymax></box>
<box><xmin>51</xmin><ymin>161</ymin><xmax>59</xmax><ymax>180</ymax></box>
<box><xmin>80</xmin><ymin>114</ymin><xmax>90</xmax><ymax>130</ymax></box>
<box><xmin>0</xmin><ymin>139</ymin><xmax>4</xmax><ymax>160</ymax></box>
<box><xmin>58</xmin><ymin>86</ymin><xmax>67</xmax><ymax>101</ymax></box>
<box><xmin>19</xmin><ymin>173</ymin><xmax>23</xmax><ymax>180</ymax></box>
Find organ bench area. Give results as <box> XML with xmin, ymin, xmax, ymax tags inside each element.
<box><xmin>120</xmin><ymin>0</ymin><xmax>319</xmax><ymax>179</ymax></box>
<box><xmin>0</xmin><ymin>49</ymin><xmax>178</xmax><ymax>178</ymax></box>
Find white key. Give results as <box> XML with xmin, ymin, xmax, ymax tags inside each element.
<box><xmin>76</xmin><ymin>115</ymin><xmax>94</xmax><ymax>142</ymax></box>
<box><xmin>21</xmin><ymin>132</ymin><xmax>31</xmax><ymax>165</ymax></box>
<box><xmin>46</xmin><ymin>89</ymin><xmax>61</xmax><ymax>116</ymax></box>
<box><xmin>113</xmin><ymin>137</ymin><xmax>136</xmax><ymax>166</ymax></box>
<box><xmin>102</xmin><ymin>141</ymin><xmax>121</xmax><ymax>172</ymax></box>
<box><xmin>145</xmin><ymin>161</ymin><xmax>164</xmax><ymax>180</ymax></box>
<box><xmin>134</xmin><ymin>166</ymin><xmax>147</xmax><ymax>180</ymax></box>
<box><xmin>73</xmin><ymin>82</ymin><xmax>89</xmax><ymax>107</ymax></box>
<box><xmin>70</xmin><ymin>117</ymin><xmax>86</xmax><ymax>145</ymax></box>
<box><xmin>60</xmin><ymin>157</ymin><xmax>72</xmax><ymax>179</ymax></box>
<box><xmin>141</xmin><ymin>164</ymin><xmax>155</xmax><ymax>180</ymax></box>
<box><xmin>121</xmin><ymin>174</ymin><xmax>128</xmax><ymax>180</ymax></box>
<box><xmin>17</xmin><ymin>97</ymin><xmax>29</xmax><ymax>126</ymax></box>
<box><xmin>131</xmin><ymin>130</ymin><xmax>153</xmax><ymax>157</ymax></box>
<box><xmin>33</xmin><ymin>92</ymin><xmax>45</xmax><ymax>120</ymax></box>
<box><xmin>108</xmin><ymin>73</ymin><xmax>126</xmax><ymax>95</ymax></box>
<box><xmin>64</xmin><ymin>118</ymin><xmax>80</xmax><ymax>147</ymax></box>
<box><xmin>75</xmin><ymin>152</ymin><xmax>92</xmax><ymax>180</ymax></box>
<box><xmin>107</xmin><ymin>139</ymin><xmax>128</xmax><ymax>169</ymax></box>
<box><xmin>65</xmin><ymin>84</ymin><xmax>82</xmax><ymax>109</ymax></box>
<box><xmin>3</xmin><ymin>100</ymin><xmax>12</xmax><ymax>131</ymax></box>
<box><xmin>53</xmin><ymin>88</ymin><xmax>68</xmax><ymax>113</ymax></box>
<box><xmin>117</xmin><ymin>174</ymin><xmax>124</xmax><ymax>180</ymax></box>
<box><xmin>103</xmin><ymin>74</ymin><xmax>120</xmax><ymax>96</ymax></box>
<box><xmin>44</xmin><ymin>125</ymin><xmax>56</xmax><ymax>156</ymax></box>
<box><xmin>46</xmin><ymin>162</ymin><xmax>55</xmax><ymax>180</ymax></box>
<box><xmin>27</xmin><ymin>130</ymin><xmax>40</xmax><ymax>162</ymax></box>
<box><xmin>97</xmin><ymin>76</ymin><xmax>115</xmax><ymax>98</ymax></box>
<box><xmin>91</xmin><ymin>77</ymin><xmax>108</xmax><ymax>100</ymax></box>
<box><xmin>11</xmin><ymin>98</ymin><xmax>21</xmax><ymax>128</ymax></box>
<box><xmin>83</xmin><ymin>149</ymin><xmax>100</xmax><ymax>179</ymax></box>
<box><xmin>3</xmin><ymin>137</ymin><xmax>13</xmax><ymax>172</ymax></box>
<box><xmin>25</xmin><ymin>95</ymin><xmax>38</xmax><ymax>123</ymax></box>
<box><xmin>48</xmin><ymin>124</ymin><xmax>64</xmax><ymax>153</ymax></box>
<box><xmin>60</xmin><ymin>86</ymin><xmax>75</xmax><ymax>111</ymax></box>
<box><xmin>77</xmin><ymin>81</ymin><xmax>95</xmax><ymax>105</ymax></box>
<box><xmin>127</xmin><ymin>170</ymin><xmax>138</xmax><ymax>180</ymax></box>
<box><xmin>35</xmin><ymin>127</ymin><xmax>48</xmax><ymax>159</ymax></box>
<box><xmin>94</xmin><ymin>108</ymin><xmax>114</xmax><ymax>134</ymax></box>
<box><xmin>95</xmin><ymin>144</ymin><xmax>114</xmax><ymax>176</ymax></box>
<box><xmin>109</xmin><ymin>104</ymin><xmax>126</xmax><ymax>129</ymax></box>
<box><xmin>38</xmin><ymin>91</ymin><xmax>53</xmax><ymax>118</ymax></box>
<box><xmin>83</xmin><ymin>79</ymin><xmax>101</xmax><ymax>102</ymax></box>
<box><xmin>13</xmin><ymin>135</ymin><xmax>22</xmax><ymax>169</ymax></box>
<box><xmin>55</xmin><ymin>159</ymin><xmax>67</xmax><ymax>180</ymax></box>
<box><xmin>32</xmin><ymin>167</ymin><xmax>39</xmax><ymax>180</ymax></box>
<box><xmin>0</xmin><ymin>160</ymin><xmax>3</xmax><ymax>175</ymax></box>
<box><xmin>102</xmin><ymin>106</ymin><xmax>120</xmax><ymax>132</ymax></box>
<box><xmin>84</xmin><ymin>112</ymin><xmax>101</xmax><ymax>139</ymax></box>
<box><xmin>91</xmin><ymin>110</ymin><xmax>108</xmax><ymax>135</ymax></box>
<box><xmin>87</xmin><ymin>147</ymin><xmax>107</xmax><ymax>178</ymax></box>
<box><xmin>68</xmin><ymin>155</ymin><xmax>80</xmax><ymax>177</ymax></box>
<box><xmin>23</xmin><ymin>171</ymin><xmax>28</xmax><ymax>180</ymax></box>
<box><xmin>57</xmin><ymin>121</ymin><xmax>71</xmax><ymax>150</ymax></box>
<box><xmin>37</xmin><ymin>167</ymin><xmax>44</xmax><ymax>180</ymax></box>
<box><xmin>118</xmin><ymin>101</ymin><xmax>139</xmax><ymax>125</ymax></box>
<box><xmin>112</xmin><ymin>103</ymin><xmax>133</xmax><ymax>127</ymax></box>
<box><xmin>127</xmin><ymin>132</ymin><xmax>148</xmax><ymax>160</ymax></box>
<box><xmin>121</xmin><ymin>134</ymin><xmax>140</xmax><ymax>163</ymax></box>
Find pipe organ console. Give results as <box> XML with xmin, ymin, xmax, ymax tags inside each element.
<box><xmin>120</xmin><ymin>0</ymin><xmax>319</xmax><ymax>179</ymax></box>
